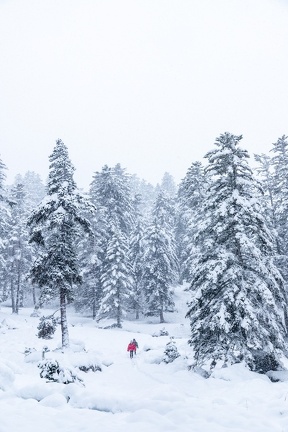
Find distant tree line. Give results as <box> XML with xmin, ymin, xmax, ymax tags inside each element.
<box><xmin>1</xmin><ymin>133</ymin><xmax>288</xmax><ymax>373</ymax></box>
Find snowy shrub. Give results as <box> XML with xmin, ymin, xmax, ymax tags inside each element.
<box><xmin>251</xmin><ymin>351</ymin><xmax>280</xmax><ymax>374</ymax></box>
<box><xmin>38</xmin><ymin>359</ymin><xmax>83</xmax><ymax>385</ymax></box>
<box><xmin>103</xmin><ymin>323</ymin><xmax>120</xmax><ymax>330</ymax></box>
<box><xmin>64</xmin><ymin>351</ymin><xmax>103</xmax><ymax>372</ymax></box>
<box><xmin>162</xmin><ymin>339</ymin><xmax>180</xmax><ymax>364</ymax></box>
<box><xmin>152</xmin><ymin>327</ymin><xmax>169</xmax><ymax>337</ymax></box>
<box><xmin>24</xmin><ymin>347</ymin><xmax>36</xmax><ymax>356</ymax></box>
<box><xmin>37</xmin><ymin>315</ymin><xmax>58</xmax><ymax>339</ymax></box>
<box><xmin>78</xmin><ymin>364</ymin><xmax>102</xmax><ymax>373</ymax></box>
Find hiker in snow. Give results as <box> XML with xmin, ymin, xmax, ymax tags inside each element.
<box><xmin>127</xmin><ymin>340</ymin><xmax>136</xmax><ymax>359</ymax></box>
<box><xmin>132</xmin><ymin>338</ymin><xmax>139</xmax><ymax>355</ymax></box>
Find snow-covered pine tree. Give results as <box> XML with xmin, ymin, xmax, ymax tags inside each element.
<box><xmin>0</xmin><ymin>157</ymin><xmax>10</xmax><ymax>303</ymax></box>
<box><xmin>160</xmin><ymin>172</ymin><xmax>177</xmax><ymax>198</ymax></box>
<box><xmin>186</xmin><ymin>132</ymin><xmax>287</xmax><ymax>372</ymax></box>
<box><xmin>27</xmin><ymin>139</ymin><xmax>94</xmax><ymax>348</ymax></box>
<box><xmin>10</xmin><ymin>172</ymin><xmax>46</xmax><ymax>307</ymax></box>
<box><xmin>142</xmin><ymin>191</ymin><xmax>178</xmax><ymax>323</ymax></box>
<box><xmin>6</xmin><ymin>183</ymin><xmax>32</xmax><ymax>313</ymax></box>
<box><xmin>87</xmin><ymin>164</ymin><xmax>135</xmax><ymax>326</ymax></box>
<box><xmin>254</xmin><ymin>153</ymin><xmax>278</xmax><ymax>240</ymax></box>
<box><xmin>75</xmin><ymin>219</ymin><xmax>105</xmax><ymax>319</ymax></box>
<box><xmin>270</xmin><ymin>136</ymin><xmax>288</xmax><ymax>279</ymax></box>
<box><xmin>129</xmin><ymin>194</ymin><xmax>146</xmax><ymax>319</ymax></box>
<box><xmin>177</xmin><ymin>162</ymin><xmax>208</xmax><ymax>283</ymax></box>
<box><xmin>22</xmin><ymin>171</ymin><xmax>46</xmax><ymax>210</ymax></box>
<box><xmin>98</xmin><ymin>223</ymin><xmax>133</xmax><ymax>327</ymax></box>
<box><xmin>129</xmin><ymin>175</ymin><xmax>158</xmax><ymax>218</ymax></box>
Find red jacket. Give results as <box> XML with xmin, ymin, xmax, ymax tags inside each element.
<box><xmin>127</xmin><ymin>342</ymin><xmax>136</xmax><ymax>352</ymax></box>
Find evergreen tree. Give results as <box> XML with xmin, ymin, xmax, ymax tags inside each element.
<box><xmin>130</xmin><ymin>175</ymin><xmax>158</xmax><ymax>217</ymax></box>
<box><xmin>177</xmin><ymin>162</ymin><xmax>208</xmax><ymax>283</ymax></box>
<box><xmin>98</xmin><ymin>223</ymin><xmax>133</xmax><ymax>327</ymax></box>
<box><xmin>129</xmin><ymin>194</ymin><xmax>146</xmax><ymax>319</ymax></box>
<box><xmin>0</xmin><ymin>157</ymin><xmax>10</xmax><ymax>303</ymax></box>
<box><xmin>186</xmin><ymin>132</ymin><xmax>287</xmax><ymax>372</ymax></box>
<box><xmin>83</xmin><ymin>164</ymin><xmax>135</xmax><ymax>326</ymax></box>
<box><xmin>22</xmin><ymin>171</ymin><xmax>46</xmax><ymax>209</ymax></box>
<box><xmin>6</xmin><ymin>183</ymin><xmax>32</xmax><ymax>312</ymax></box>
<box><xmin>254</xmin><ymin>153</ymin><xmax>278</xmax><ymax>239</ymax></box>
<box><xmin>75</xmin><ymin>219</ymin><xmax>105</xmax><ymax>319</ymax></box>
<box><xmin>143</xmin><ymin>191</ymin><xmax>178</xmax><ymax>323</ymax></box>
<box><xmin>160</xmin><ymin>172</ymin><xmax>177</xmax><ymax>198</ymax></box>
<box><xmin>270</xmin><ymin>136</ymin><xmax>288</xmax><ymax>276</ymax></box>
<box><xmin>27</xmin><ymin>139</ymin><xmax>93</xmax><ymax>348</ymax></box>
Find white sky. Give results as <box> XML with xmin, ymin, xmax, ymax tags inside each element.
<box><xmin>1</xmin><ymin>0</ymin><xmax>288</xmax><ymax>190</ymax></box>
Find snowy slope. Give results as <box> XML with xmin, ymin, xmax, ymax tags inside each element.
<box><xmin>1</xmin><ymin>285</ymin><xmax>288</xmax><ymax>432</ymax></box>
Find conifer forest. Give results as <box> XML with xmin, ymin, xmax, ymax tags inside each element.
<box><xmin>1</xmin><ymin>132</ymin><xmax>288</xmax><ymax>373</ymax></box>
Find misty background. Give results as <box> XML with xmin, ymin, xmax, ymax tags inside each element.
<box><xmin>1</xmin><ymin>0</ymin><xmax>288</xmax><ymax>190</ymax></box>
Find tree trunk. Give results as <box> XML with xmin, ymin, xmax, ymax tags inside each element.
<box><xmin>10</xmin><ymin>261</ymin><xmax>17</xmax><ymax>314</ymax></box>
<box><xmin>32</xmin><ymin>285</ymin><xmax>37</xmax><ymax>307</ymax></box>
<box><xmin>160</xmin><ymin>300</ymin><xmax>165</xmax><ymax>323</ymax></box>
<box><xmin>92</xmin><ymin>284</ymin><xmax>96</xmax><ymax>320</ymax></box>
<box><xmin>11</xmin><ymin>276</ymin><xmax>16</xmax><ymax>314</ymax></box>
<box><xmin>92</xmin><ymin>297</ymin><xmax>96</xmax><ymax>320</ymax></box>
<box><xmin>117</xmin><ymin>304</ymin><xmax>122</xmax><ymax>328</ymax></box>
<box><xmin>15</xmin><ymin>262</ymin><xmax>21</xmax><ymax>314</ymax></box>
<box><xmin>60</xmin><ymin>288</ymin><xmax>69</xmax><ymax>348</ymax></box>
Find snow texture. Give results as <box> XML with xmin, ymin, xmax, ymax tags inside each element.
<box><xmin>0</xmin><ymin>285</ymin><xmax>288</xmax><ymax>432</ymax></box>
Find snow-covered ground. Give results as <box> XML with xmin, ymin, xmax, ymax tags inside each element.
<box><xmin>1</xmin><ymin>286</ymin><xmax>288</xmax><ymax>432</ymax></box>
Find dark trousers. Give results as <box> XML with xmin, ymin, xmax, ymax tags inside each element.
<box><xmin>129</xmin><ymin>350</ymin><xmax>133</xmax><ymax>358</ymax></box>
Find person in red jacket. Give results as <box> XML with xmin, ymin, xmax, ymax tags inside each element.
<box><xmin>127</xmin><ymin>340</ymin><xmax>136</xmax><ymax>358</ymax></box>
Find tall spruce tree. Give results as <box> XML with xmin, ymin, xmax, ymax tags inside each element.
<box><xmin>98</xmin><ymin>223</ymin><xmax>133</xmax><ymax>327</ymax></box>
<box><xmin>22</xmin><ymin>171</ymin><xmax>46</xmax><ymax>209</ymax></box>
<box><xmin>6</xmin><ymin>183</ymin><xmax>32</xmax><ymax>313</ymax></box>
<box><xmin>0</xmin><ymin>157</ymin><xmax>10</xmax><ymax>303</ymax></box>
<box><xmin>27</xmin><ymin>139</ymin><xmax>93</xmax><ymax>348</ymax></box>
<box><xmin>143</xmin><ymin>191</ymin><xmax>178</xmax><ymax>323</ymax></box>
<box><xmin>87</xmin><ymin>164</ymin><xmax>135</xmax><ymax>327</ymax></box>
<box><xmin>160</xmin><ymin>172</ymin><xmax>177</xmax><ymax>198</ymax></box>
<box><xmin>129</xmin><ymin>194</ymin><xmax>146</xmax><ymax>319</ymax></box>
<box><xmin>177</xmin><ymin>162</ymin><xmax>208</xmax><ymax>283</ymax></box>
<box><xmin>254</xmin><ymin>154</ymin><xmax>278</xmax><ymax>238</ymax></box>
<box><xmin>186</xmin><ymin>132</ymin><xmax>287</xmax><ymax>372</ymax></box>
<box><xmin>270</xmin><ymin>136</ymin><xmax>288</xmax><ymax>277</ymax></box>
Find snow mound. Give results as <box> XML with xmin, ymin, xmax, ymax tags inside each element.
<box><xmin>16</xmin><ymin>383</ymin><xmax>55</xmax><ymax>401</ymax></box>
<box><xmin>0</xmin><ymin>362</ymin><xmax>15</xmax><ymax>390</ymax></box>
<box><xmin>39</xmin><ymin>393</ymin><xmax>68</xmax><ymax>407</ymax></box>
<box><xmin>1</xmin><ymin>318</ymin><xmax>19</xmax><ymax>329</ymax></box>
<box><xmin>266</xmin><ymin>370</ymin><xmax>288</xmax><ymax>382</ymax></box>
<box><xmin>211</xmin><ymin>363</ymin><xmax>270</xmax><ymax>382</ymax></box>
<box><xmin>67</xmin><ymin>339</ymin><xmax>86</xmax><ymax>352</ymax></box>
<box><xmin>24</xmin><ymin>350</ymin><xmax>43</xmax><ymax>363</ymax></box>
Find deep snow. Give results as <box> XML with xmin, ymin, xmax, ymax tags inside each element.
<box><xmin>1</xmin><ymin>286</ymin><xmax>288</xmax><ymax>432</ymax></box>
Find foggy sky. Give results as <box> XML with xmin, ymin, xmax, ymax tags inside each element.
<box><xmin>1</xmin><ymin>0</ymin><xmax>288</xmax><ymax>189</ymax></box>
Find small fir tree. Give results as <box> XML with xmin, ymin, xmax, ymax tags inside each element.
<box><xmin>163</xmin><ymin>338</ymin><xmax>180</xmax><ymax>363</ymax></box>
